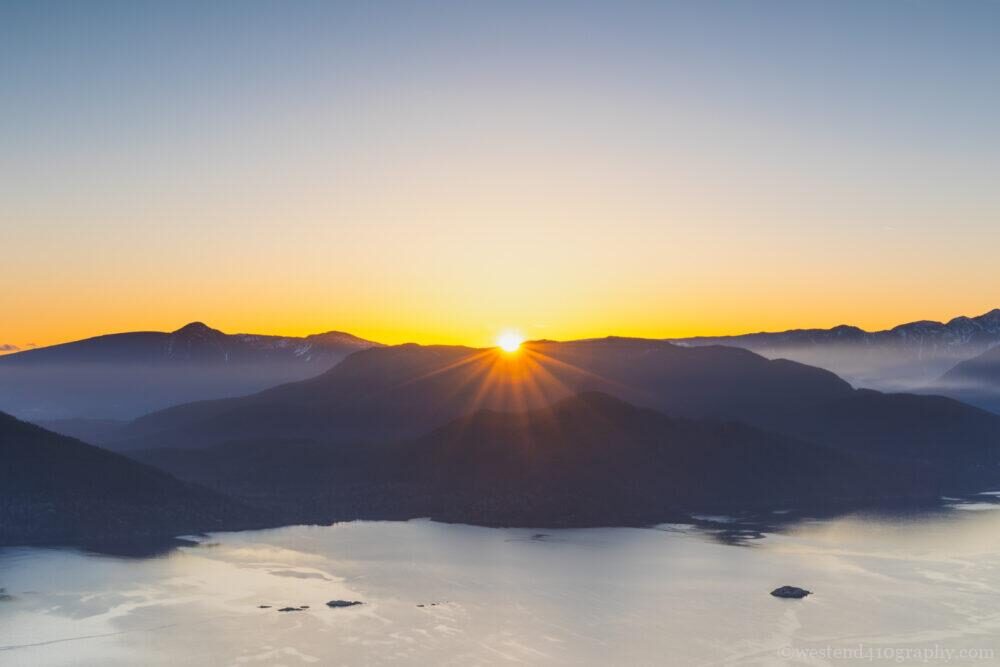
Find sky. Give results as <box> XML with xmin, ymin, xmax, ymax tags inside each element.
<box><xmin>2</xmin><ymin>1</ymin><xmax>999</xmax><ymax>350</ymax></box>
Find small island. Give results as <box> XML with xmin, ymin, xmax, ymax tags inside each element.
<box><xmin>327</xmin><ymin>600</ymin><xmax>364</xmax><ymax>608</ymax></box>
<box><xmin>770</xmin><ymin>586</ymin><xmax>811</xmax><ymax>599</ymax></box>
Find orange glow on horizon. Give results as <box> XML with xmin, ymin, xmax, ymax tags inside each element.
<box><xmin>4</xmin><ymin>301</ymin><xmax>1000</xmax><ymax>355</ymax></box>
<box><xmin>496</xmin><ymin>331</ymin><xmax>524</xmax><ymax>353</ymax></box>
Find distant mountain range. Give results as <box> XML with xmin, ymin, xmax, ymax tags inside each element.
<box><xmin>0</xmin><ymin>322</ymin><xmax>381</xmax><ymax>420</ymax></box>
<box><xmin>674</xmin><ymin>308</ymin><xmax>1000</xmax><ymax>394</ymax></box>
<box><xmin>0</xmin><ymin>410</ymin><xmax>262</xmax><ymax>547</ymax></box>
<box><xmin>9</xmin><ymin>311</ymin><xmax>999</xmax><ymax>422</ymax></box>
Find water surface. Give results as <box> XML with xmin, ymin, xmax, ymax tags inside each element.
<box><xmin>3</xmin><ymin>506</ymin><xmax>1000</xmax><ymax>665</ymax></box>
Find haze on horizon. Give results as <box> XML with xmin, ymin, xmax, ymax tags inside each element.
<box><xmin>3</xmin><ymin>1</ymin><xmax>999</xmax><ymax>350</ymax></box>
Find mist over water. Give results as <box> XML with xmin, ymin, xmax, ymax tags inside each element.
<box><xmin>4</xmin><ymin>506</ymin><xmax>1000</xmax><ymax>665</ymax></box>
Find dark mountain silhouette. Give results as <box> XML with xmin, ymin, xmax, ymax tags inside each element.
<box><xmin>771</xmin><ymin>389</ymin><xmax>1000</xmax><ymax>469</ymax></box>
<box><xmin>394</xmin><ymin>392</ymin><xmax>938</xmax><ymax>525</ymax></box>
<box><xmin>0</xmin><ymin>411</ymin><xmax>263</xmax><ymax>547</ymax></box>
<box><xmin>11</xmin><ymin>330</ymin><xmax>996</xmax><ymax>539</ymax></box>
<box><xmin>112</xmin><ymin>339</ymin><xmax>852</xmax><ymax>448</ymax></box>
<box><xmin>131</xmin><ymin>392</ymin><xmax>938</xmax><ymax>528</ymax></box>
<box><xmin>113</xmin><ymin>339</ymin><xmax>1000</xmax><ymax>476</ymax></box>
<box><xmin>0</xmin><ymin>322</ymin><xmax>381</xmax><ymax>420</ymax></box>
<box><xmin>674</xmin><ymin>308</ymin><xmax>1000</xmax><ymax>391</ymax></box>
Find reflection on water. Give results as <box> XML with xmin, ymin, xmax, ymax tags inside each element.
<box><xmin>3</xmin><ymin>502</ymin><xmax>1000</xmax><ymax>665</ymax></box>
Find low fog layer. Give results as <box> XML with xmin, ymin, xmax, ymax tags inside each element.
<box><xmin>0</xmin><ymin>363</ymin><xmax>331</xmax><ymax>421</ymax></box>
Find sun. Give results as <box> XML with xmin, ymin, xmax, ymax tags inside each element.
<box><xmin>496</xmin><ymin>331</ymin><xmax>524</xmax><ymax>353</ymax></box>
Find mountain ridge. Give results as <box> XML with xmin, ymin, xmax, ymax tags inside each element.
<box><xmin>0</xmin><ymin>322</ymin><xmax>380</xmax><ymax>365</ymax></box>
<box><xmin>111</xmin><ymin>338</ymin><xmax>854</xmax><ymax>449</ymax></box>
<box><xmin>0</xmin><ymin>322</ymin><xmax>383</xmax><ymax>420</ymax></box>
<box><xmin>675</xmin><ymin>308</ymin><xmax>1000</xmax><ymax>349</ymax></box>
<box><xmin>673</xmin><ymin>308</ymin><xmax>1000</xmax><ymax>391</ymax></box>
<box><xmin>110</xmin><ymin>338</ymin><xmax>1000</xmax><ymax>479</ymax></box>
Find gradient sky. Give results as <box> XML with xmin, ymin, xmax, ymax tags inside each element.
<box><xmin>3</xmin><ymin>1</ymin><xmax>999</xmax><ymax>350</ymax></box>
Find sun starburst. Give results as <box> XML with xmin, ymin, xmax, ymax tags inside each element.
<box><xmin>496</xmin><ymin>331</ymin><xmax>524</xmax><ymax>353</ymax></box>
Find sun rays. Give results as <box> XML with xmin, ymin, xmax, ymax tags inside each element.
<box><xmin>496</xmin><ymin>331</ymin><xmax>524</xmax><ymax>353</ymax></box>
<box><xmin>376</xmin><ymin>340</ymin><xmax>637</xmax><ymax>448</ymax></box>
<box><xmin>370</xmin><ymin>336</ymin><xmax>651</xmax><ymax>463</ymax></box>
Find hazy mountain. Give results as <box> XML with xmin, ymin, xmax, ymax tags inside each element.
<box><xmin>0</xmin><ymin>411</ymin><xmax>261</xmax><ymax>547</ymax></box>
<box><xmin>113</xmin><ymin>338</ymin><xmax>1000</xmax><ymax>475</ymax></box>
<box><xmin>0</xmin><ymin>322</ymin><xmax>381</xmax><ymax>420</ymax></box>
<box><xmin>131</xmin><ymin>392</ymin><xmax>937</xmax><ymax>528</ymax></box>
<box><xmin>930</xmin><ymin>345</ymin><xmax>1000</xmax><ymax>414</ymax></box>
<box><xmin>942</xmin><ymin>344</ymin><xmax>1000</xmax><ymax>385</ymax></box>
<box><xmin>674</xmin><ymin>308</ymin><xmax>1000</xmax><ymax>391</ymax></box>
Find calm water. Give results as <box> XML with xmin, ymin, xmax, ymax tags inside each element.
<box><xmin>3</xmin><ymin>504</ymin><xmax>1000</xmax><ymax>666</ymax></box>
